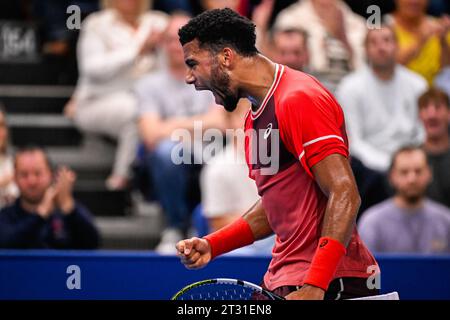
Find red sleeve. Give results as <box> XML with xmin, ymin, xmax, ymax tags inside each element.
<box><xmin>244</xmin><ymin>110</ymin><xmax>255</xmax><ymax>180</ymax></box>
<box><xmin>277</xmin><ymin>91</ymin><xmax>349</xmax><ymax>178</ymax></box>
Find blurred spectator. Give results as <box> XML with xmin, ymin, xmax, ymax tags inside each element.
<box><xmin>434</xmin><ymin>66</ymin><xmax>450</xmax><ymax>97</ymax></box>
<box><xmin>249</xmin><ymin>2</ymin><xmax>304</xmax><ymax>67</ymax></box>
<box><xmin>343</xmin><ymin>0</ymin><xmax>395</xmax><ymax>19</ymax></box>
<box><xmin>201</xmin><ymin>100</ymin><xmax>257</xmax><ymax>232</ymax></box>
<box><xmin>251</xmin><ymin>0</ymin><xmax>276</xmax><ymax>53</ymax></box>
<box><xmin>336</xmin><ymin>26</ymin><xmax>427</xmax><ymax>172</ymax></box>
<box><xmin>270</xmin><ymin>27</ymin><xmax>309</xmax><ymax>71</ymax></box>
<box><xmin>358</xmin><ymin>146</ymin><xmax>450</xmax><ymax>254</ymax></box>
<box><xmin>200</xmin><ymin>99</ymin><xmax>274</xmax><ymax>256</ymax></box>
<box><xmin>274</xmin><ymin>0</ymin><xmax>367</xmax><ymax>92</ymax></box>
<box><xmin>198</xmin><ymin>0</ymin><xmax>241</xmax><ymax>12</ymax></box>
<box><xmin>66</xmin><ymin>0</ymin><xmax>168</xmax><ymax>190</ymax></box>
<box><xmin>267</xmin><ymin>27</ymin><xmax>336</xmax><ymax>90</ymax></box>
<box><xmin>418</xmin><ymin>88</ymin><xmax>450</xmax><ymax>208</ymax></box>
<box><xmin>0</xmin><ymin>108</ymin><xmax>19</xmax><ymax>208</ymax></box>
<box><xmin>251</xmin><ymin>0</ymin><xmax>333</xmax><ymax>89</ymax></box>
<box><xmin>33</xmin><ymin>0</ymin><xmax>99</xmax><ymax>55</ymax></box>
<box><xmin>135</xmin><ymin>13</ymin><xmax>226</xmax><ymax>254</ymax></box>
<box><xmin>0</xmin><ymin>147</ymin><xmax>99</xmax><ymax>249</ymax></box>
<box><xmin>153</xmin><ymin>0</ymin><xmax>193</xmax><ymax>14</ymax></box>
<box><xmin>385</xmin><ymin>0</ymin><xmax>450</xmax><ymax>85</ymax></box>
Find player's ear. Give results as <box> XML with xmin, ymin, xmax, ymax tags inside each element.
<box><xmin>220</xmin><ymin>47</ymin><xmax>234</xmax><ymax>68</ymax></box>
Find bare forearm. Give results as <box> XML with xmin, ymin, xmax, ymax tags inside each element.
<box><xmin>312</xmin><ymin>154</ymin><xmax>361</xmax><ymax>246</ymax></box>
<box><xmin>242</xmin><ymin>199</ymin><xmax>273</xmax><ymax>240</ymax></box>
<box><xmin>320</xmin><ymin>182</ymin><xmax>360</xmax><ymax>246</ymax></box>
<box><xmin>208</xmin><ymin>213</ymin><xmax>241</xmax><ymax>232</ymax></box>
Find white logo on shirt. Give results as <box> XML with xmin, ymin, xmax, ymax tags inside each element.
<box><xmin>264</xmin><ymin>123</ymin><xmax>273</xmax><ymax>140</ymax></box>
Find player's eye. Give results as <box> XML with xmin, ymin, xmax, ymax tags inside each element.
<box><xmin>186</xmin><ymin>60</ymin><xmax>196</xmax><ymax>68</ymax></box>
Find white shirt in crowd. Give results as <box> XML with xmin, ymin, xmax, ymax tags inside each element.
<box><xmin>0</xmin><ymin>155</ymin><xmax>18</xmax><ymax>208</ymax></box>
<box><xmin>74</xmin><ymin>8</ymin><xmax>168</xmax><ymax>102</ymax></box>
<box><xmin>336</xmin><ymin>65</ymin><xmax>428</xmax><ymax>171</ymax></box>
<box><xmin>201</xmin><ymin>143</ymin><xmax>274</xmax><ymax>256</ymax></box>
<box><xmin>201</xmin><ymin>144</ymin><xmax>259</xmax><ymax>218</ymax></box>
<box><xmin>274</xmin><ymin>0</ymin><xmax>367</xmax><ymax>90</ymax></box>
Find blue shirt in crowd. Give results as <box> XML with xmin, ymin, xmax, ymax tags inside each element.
<box><xmin>0</xmin><ymin>199</ymin><xmax>99</xmax><ymax>249</ymax></box>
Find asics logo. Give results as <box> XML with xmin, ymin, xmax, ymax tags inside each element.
<box><xmin>264</xmin><ymin>123</ymin><xmax>273</xmax><ymax>140</ymax></box>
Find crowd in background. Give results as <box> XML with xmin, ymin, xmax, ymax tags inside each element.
<box><xmin>0</xmin><ymin>0</ymin><xmax>449</xmax><ymax>255</ymax></box>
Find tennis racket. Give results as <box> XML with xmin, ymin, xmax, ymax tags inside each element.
<box><xmin>171</xmin><ymin>278</ymin><xmax>285</xmax><ymax>300</ymax></box>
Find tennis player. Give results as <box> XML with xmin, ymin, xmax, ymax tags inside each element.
<box><xmin>175</xmin><ymin>8</ymin><xmax>379</xmax><ymax>300</ymax></box>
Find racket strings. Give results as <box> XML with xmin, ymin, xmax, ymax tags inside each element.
<box><xmin>177</xmin><ymin>284</ymin><xmax>256</xmax><ymax>300</ymax></box>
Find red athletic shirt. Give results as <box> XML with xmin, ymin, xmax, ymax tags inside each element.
<box><xmin>244</xmin><ymin>64</ymin><xmax>378</xmax><ymax>291</ymax></box>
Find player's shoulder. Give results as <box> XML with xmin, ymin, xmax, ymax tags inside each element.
<box><xmin>277</xmin><ymin>68</ymin><xmax>320</xmax><ymax>102</ymax></box>
<box><xmin>276</xmin><ymin>68</ymin><xmax>338</xmax><ymax>112</ymax></box>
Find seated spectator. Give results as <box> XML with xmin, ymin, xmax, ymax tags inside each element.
<box><xmin>153</xmin><ymin>0</ymin><xmax>193</xmax><ymax>14</ymax></box>
<box><xmin>358</xmin><ymin>146</ymin><xmax>450</xmax><ymax>254</ymax></box>
<box><xmin>385</xmin><ymin>0</ymin><xmax>450</xmax><ymax>85</ymax></box>
<box><xmin>0</xmin><ymin>147</ymin><xmax>99</xmax><ymax>249</ymax></box>
<box><xmin>434</xmin><ymin>66</ymin><xmax>450</xmax><ymax>97</ymax></box>
<box><xmin>33</xmin><ymin>0</ymin><xmax>99</xmax><ymax>55</ymax></box>
<box><xmin>336</xmin><ymin>26</ymin><xmax>427</xmax><ymax>172</ymax></box>
<box><xmin>0</xmin><ymin>108</ymin><xmax>19</xmax><ymax>208</ymax></box>
<box><xmin>274</xmin><ymin>0</ymin><xmax>367</xmax><ymax>92</ymax></box>
<box><xmin>198</xmin><ymin>0</ymin><xmax>241</xmax><ymax>13</ymax></box>
<box><xmin>135</xmin><ymin>13</ymin><xmax>226</xmax><ymax>254</ymax></box>
<box><xmin>418</xmin><ymin>88</ymin><xmax>450</xmax><ymax>208</ymax></box>
<box><xmin>66</xmin><ymin>0</ymin><xmax>168</xmax><ymax>190</ymax></box>
<box><xmin>269</xmin><ymin>28</ymin><xmax>310</xmax><ymax>72</ymax></box>
<box><xmin>200</xmin><ymin>99</ymin><xmax>274</xmax><ymax>256</ymax></box>
<box><xmin>244</xmin><ymin>0</ymin><xmax>274</xmax><ymax>53</ymax></box>
<box><xmin>267</xmin><ymin>26</ymin><xmax>337</xmax><ymax>91</ymax></box>
<box><xmin>251</xmin><ymin>0</ymin><xmax>335</xmax><ymax>89</ymax></box>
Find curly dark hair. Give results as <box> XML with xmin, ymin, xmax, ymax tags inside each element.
<box><xmin>178</xmin><ymin>8</ymin><xmax>258</xmax><ymax>56</ymax></box>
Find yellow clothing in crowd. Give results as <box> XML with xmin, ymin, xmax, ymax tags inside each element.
<box><xmin>394</xmin><ymin>21</ymin><xmax>450</xmax><ymax>85</ymax></box>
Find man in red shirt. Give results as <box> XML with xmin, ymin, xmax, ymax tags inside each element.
<box><xmin>175</xmin><ymin>8</ymin><xmax>378</xmax><ymax>300</ymax></box>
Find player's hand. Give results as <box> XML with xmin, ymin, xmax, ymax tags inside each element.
<box><xmin>176</xmin><ymin>237</ymin><xmax>212</xmax><ymax>270</ymax></box>
<box><xmin>284</xmin><ymin>284</ymin><xmax>325</xmax><ymax>300</ymax></box>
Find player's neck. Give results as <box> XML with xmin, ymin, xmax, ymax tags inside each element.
<box><xmin>237</xmin><ymin>54</ymin><xmax>277</xmax><ymax>111</ymax></box>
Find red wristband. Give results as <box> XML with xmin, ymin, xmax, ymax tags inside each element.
<box><xmin>304</xmin><ymin>237</ymin><xmax>347</xmax><ymax>291</ymax></box>
<box><xmin>204</xmin><ymin>217</ymin><xmax>255</xmax><ymax>259</ymax></box>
